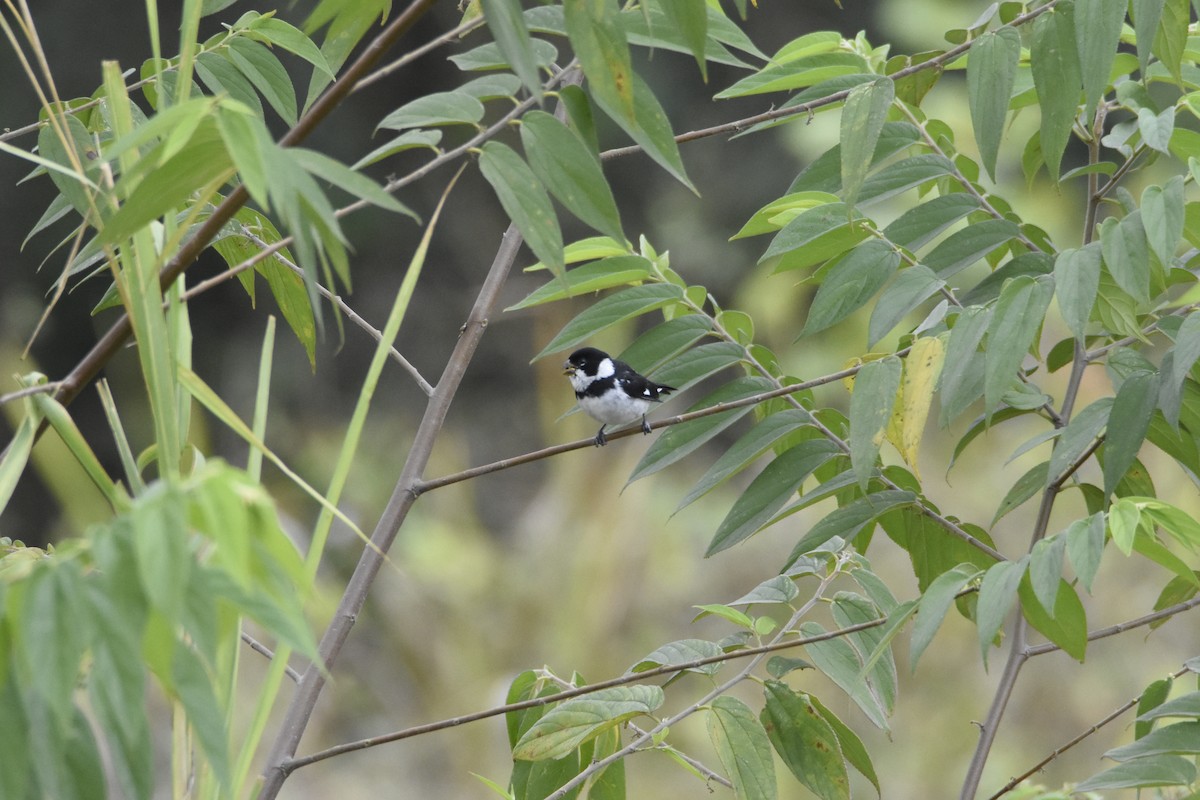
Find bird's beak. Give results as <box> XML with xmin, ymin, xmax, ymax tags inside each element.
<box><xmin>562</xmin><ymin>363</ymin><xmax>575</xmax><ymax>376</ymax></box>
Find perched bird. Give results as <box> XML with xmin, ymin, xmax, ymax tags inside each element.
<box><xmin>563</xmin><ymin>347</ymin><xmax>676</xmax><ymax>446</ymax></box>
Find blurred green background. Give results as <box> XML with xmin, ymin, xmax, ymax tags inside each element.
<box><xmin>2</xmin><ymin>1</ymin><xmax>1197</xmax><ymax>797</ymax></box>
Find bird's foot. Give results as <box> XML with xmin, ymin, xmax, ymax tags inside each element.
<box><xmin>641</xmin><ymin>417</ymin><xmax>652</xmax><ymax>435</ymax></box>
<box><xmin>593</xmin><ymin>426</ymin><xmax>608</xmax><ymax>447</ymax></box>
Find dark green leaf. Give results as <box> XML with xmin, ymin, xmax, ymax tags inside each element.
<box><xmin>717</xmin><ymin>52</ymin><xmax>869</xmax><ymax>97</ymax></box>
<box><xmin>508</xmin><ymin>256</ymin><xmax>650</xmax><ymax>310</ymax></box>
<box><xmin>1053</xmin><ymin>244</ymin><xmax>1102</xmax><ymax>341</ymax></box>
<box><xmin>707</xmin><ymin>439</ymin><xmax>841</xmax><ymax>556</ymax></box>
<box><xmin>808</xmin><ymin>693</ymin><xmax>881</xmax><ymax>795</ymax></box>
<box><xmin>448</xmin><ymin>38</ymin><xmax>560</xmax><ymax>71</ymax></box>
<box><xmin>849</xmin><ymin>356</ymin><xmax>902</xmax><ymax>489</ymax></box>
<box><xmin>591</xmin><ymin>70</ymin><xmax>694</xmax><ymax>190</ymax></box>
<box><xmin>840</xmin><ymin>78</ymin><xmax>895</xmax><ymax>207</ymax></box>
<box><xmin>617</xmin><ymin>315</ymin><xmax>714</xmax><ymax>373</ymax></box>
<box><xmin>923</xmin><ymin>219</ymin><xmax>1021</xmax><ymax>279</ymax></box>
<box><xmin>939</xmin><ymin>306</ymin><xmax>991</xmax><ymax>425</ymax></box>
<box><xmin>858</xmin><ymin>154</ymin><xmax>954</xmax><ymax>205</ymax></box>
<box><xmin>910</xmin><ymin>564</ymin><xmax>980</xmax><ymax>671</ymax></box>
<box><xmin>646</xmin><ymin>340</ymin><xmax>745</xmax><ymax>389</ymax></box>
<box><xmin>481</xmin><ymin>0</ymin><xmax>543</xmax><ymax>101</ymax></box>
<box><xmin>801</xmin><ymin>240</ymin><xmax>900</xmax><ymax>336</ymax></box>
<box><xmin>376</xmin><ymin>91</ymin><xmax>485</xmax><ymax>130</ymax></box>
<box><xmin>968</xmin><ymin>27</ymin><xmax>1021</xmax><ymax>180</ymax></box>
<box><xmin>1152</xmin><ymin>0</ymin><xmax>1188</xmax><ymax>82</ymax></box>
<box><xmin>1047</xmin><ymin>397</ymin><xmax>1111</xmax><ymax>486</ymax></box>
<box><xmin>867</xmin><ymin>265</ymin><xmax>944</xmax><ymax>347</ymax></box>
<box><xmin>195</xmin><ymin>52</ymin><xmax>261</xmax><ymax>116</ymax></box>
<box><xmin>1134</xmin><ymin>677</ymin><xmax>1174</xmax><ymax>739</ymax></box>
<box><xmin>993</xmin><ymin>461</ymin><xmax>1049</xmax><ymax>524</ymax></box>
<box><xmin>881</xmin><ymin>193</ymin><xmax>980</xmax><ymax>250</ymax></box>
<box><xmin>1137</xmin><ymin>690</ymin><xmax>1200</xmax><ymax>721</ymax></box>
<box><xmin>565</xmin><ymin>0</ymin><xmax>635</xmax><ymax>122</ymax></box>
<box><xmin>479</xmin><ymin>141</ymin><xmax>565</xmax><ymax>279</ymax></box>
<box><xmin>789</xmin><ymin>122</ymin><xmax>921</xmax><ymax>194</ymax></box>
<box><xmin>1104</xmin><ymin>371</ymin><xmax>1160</xmax><ymax>498</ymax></box>
<box><xmin>226</xmin><ymin>37</ymin><xmax>297</xmax><ymax>124</ymax></box>
<box><xmin>512</xmin><ymin>685</ymin><xmax>663</xmax><ymax>760</ymax></box>
<box><xmin>1143</xmin><ymin>176</ymin><xmax>1185</xmax><ymax>266</ymax></box>
<box><xmin>709</xmin><ymin>697</ymin><xmax>778</xmax><ymax>800</ymax></box>
<box><xmin>1075</xmin><ymin>0</ymin><xmax>1126</xmax><ymax>118</ymax></box>
<box><xmin>797</xmin><ymin>621</ymin><xmax>890</xmax><ymax>730</ymax></box>
<box><xmin>1029</xmin><ymin>535</ymin><xmax>1066</xmax><ymax>613</ymax></box>
<box><xmin>630</xmin><ymin>376</ymin><xmax>773</xmax><ymax>483</ymax></box>
<box><xmin>677</xmin><ymin>408</ymin><xmax>814</xmax><ymax>512</ymax></box>
<box><xmin>1134</xmin><ymin>0</ymin><xmax>1168</xmax><ymax>73</ymax></box>
<box><xmin>520</xmin><ymin>110</ymin><xmax>624</xmax><ymax>242</ymax></box>
<box><xmin>761</xmin><ymin>203</ymin><xmax>870</xmax><ymax>272</ymax></box>
<box><xmin>1031</xmin><ymin>4</ymin><xmax>1082</xmax><ymax>179</ymax></box>
<box><xmin>762</xmin><ymin>681</ymin><xmax>851</xmax><ymax>800</ymax></box>
<box><xmin>656</xmin><ymin>0</ymin><xmax>709</xmax><ymax>77</ymax></box>
<box><xmin>1076</xmin><ymin>756</ymin><xmax>1196</xmax><ymax>792</ymax></box>
<box><xmin>786</xmin><ymin>490</ymin><xmax>916</xmax><ymax>564</ymax></box>
<box><xmin>537</xmin><ymin>283</ymin><xmax>685</xmax><ymax>357</ymax></box>
<box><xmin>352</xmin><ymin>130</ymin><xmax>443</xmax><ymax>170</ymax></box>
<box><xmin>984</xmin><ymin>275</ymin><xmax>1054</xmax><ymax>413</ymax></box>
<box><xmin>630</xmin><ymin>638</ymin><xmax>723</xmax><ymax>675</ymax></box>
<box><xmin>976</xmin><ymin>558</ymin><xmax>1028</xmax><ymax>667</ymax></box>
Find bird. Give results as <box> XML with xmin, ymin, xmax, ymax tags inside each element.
<box><xmin>562</xmin><ymin>347</ymin><xmax>676</xmax><ymax>447</ymax></box>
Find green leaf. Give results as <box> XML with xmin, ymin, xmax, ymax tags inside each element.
<box><xmin>808</xmin><ymin>693</ymin><xmax>881</xmax><ymax>795</ymax></box>
<box><xmin>1137</xmin><ymin>691</ymin><xmax>1200</xmax><ymax>721</ymax></box>
<box><xmin>1075</xmin><ymin>755</ymin><xmax>1196</xmax><ymax>792</ymax></box>
<box><xmin>939</xmin><ymin>306</ymin><xmax>991</xmax><ymax>425</ymax></box>
<box><xmin>1104</xmin><ymin>371</ymin><xmax>1159</xmax><ymax>499</ymax></box>
<box><xmin>630</xmin><ymin>638</ymin><xmax>723</xmax><ymax>675</ymax></box>
<box><xmin>786</xmin><ymin>490</ymin><xmax>916</xmax><ymax>565</ymax></box>
<box><xmin>976</xmin><ymin>558</ymin><xmax>1028</xmax><ymax>667</ymax></box>
<box><xmin>352</xmin><ymin>130</ymin><xmax>443</xmax><ymax>170</ymax></box>
<box><xmin>706</xmin><ymin>440</ymin><xmax>842</xmax><ymax>556</ymax></box>
<box><xmin>716</xmin><ymin>52</ymin><xmax>869</xmax><ymax>97</ymax></box>
<box><xmin>709</xmin><ymin>697</ymin><xmax>778</xmax><ymax>800</ymax></box>
<box><xmin>629</xmin><ymin>376</ymin><xmax>773</xmax><ymax>482</ymax></box>
<box><xmin>881</xmin><ymin>193</ymin><xmax>980</xmax><ymax>250</ymax></box>
<box><xmin>508</xmin><ymin>256</ymin><xmax>651</xmax><ymax>310</ymax></box>
<box><xmin>1029</xmin><ymin>535</ymin><xmax>1066</xmax><ymax>613</ymax></box>
<box><xmin>992</xmin><ymin>461</ymin><xmax>1049</xmax><ymax>524</ymax></box>
<box><xmin>513</xmin><ymin>685</ymin><xmax>663</xmax><ymax>761</ymax></box>
<box><xmin>591</xmin><ymin>70</ymin><xmax>694</xmax><ymax>190</ymax></box>
<box><xmin>657</xmin><ymin>0</ymin><xmax>709</xmax><ymax>77</ymax></box>
<box><xmin>1019</xmin><ymin>574</ymin><xmax>1088</xmax><ymax>660</ymax></box>
<box><xmin>867</xmin><ymin>265</ymin><xmax>944</xmax><ymax>347</ymax></box>
<box><xmin>645</xmin><ymin>341</ymin><xmax>745</xmax><ymax>389</ymax></box>
<box><xmin>537</xmin><ymin>283</ymin><xmax>684</xmax><ymax>358</ymax></box>
<box><xmin>801</xmin><ymin>240</ymin><xmax>900</xmax><ymax>337</ymax></box>
<box><xmin>449</xmin><ymin>38</ymin><xmax>560</xmax><ymax>71</ymax></box>
<box><xmin>226</xmin><ymin>37</ymin><xmax>297</xmax><ymax>125</ymax></box>
<box><xmin>617</xmin><ymin>315</ymin><xmax>714</xmax><ymax>373</ymax></box>
<box><xmin>520</xmin><ymin>110</ymin><xmax>624</xmax><ymax>242</ymax></box>
<box><xmin>481</xmin><ymin>0</ymin><xmax>543</xmax><ymax>101</ymax></box>
<box><xmin>923</xmin><ymin>219</ymin><xmax>1020</xmax><ymax>279</ymax></box>
<box><xmin>1075</xmin><ymin>0</ymin><xmax>1126</xmax><ymax>118</ymax></box>
<box><xmin>1031</xmin><ymin>3</ymin><xmax>1082</xmax><ymax>179</ymax></box>
<box><xmin>730</xmin><ymin>575</ymin><xmax>801</xmax><ymax>607</ymax></box>
<box><xmin>376</xmin><ymin>91</ymin><xmax>486</xmax><ymax>130</ymax></box>
<box><xmin>967</xmin><ymin>27</ymin><xmax>1021</xmax><ymax>180</ymax></box>
<box><xmin>677</xmin><ymin>408</ymin><xmax>814</xmax><ymax>512</ymax></box>
<box><xmin>849</xmin><ymin>356</ymin><xmax>902</xmax><ymax>489</ymax></box>
<box><xmin>761</xmin><ymin>681</ymin><xmax>850</xmax><ymax>800</ymax></box>
<box><xmin>1046</xmin><ymin>396</ymin><xmax>1111</xmax><ymax>486</ymax></box>
<box><xmin>170</xmin><ymin>640</ymin><xmax>232</xmax><ymax>790</ymax></box>
<box><xmin>243</xmin><ymin>13</ymin><xmax>336</xmax><ymax>79</ymax></box>
<box><xmin>1100</xmin><ymin>213</ymin><xmax>1152</xmax><ymax>303</ymax></box>
<box><xmin>830</xmin><ymin>592</ymin><xmax>896</xmax><ymax>713</ymax></box>
<box><xmin>1109</xmin><ymin>721</ymin><xmax>1200</xmax><ymax>760</ymax></box>
<box><xmin>290</xmin><ymin>147</ymin><xmax>414</xmax><ymax>217</ymax></box>
<box><xmin>479</xmin><ymin>141</ymin><xmax>565</xmax><ymax>279</ymax></box>
<box><xmin>840</xmin><ymin>78</ymin><xmax>894</xmax><ymax>207</ymax></box>
<box><xmin>196</xmin><ymin>52</ymin><xmax>262</xmax><ymax>116</ymax></box>
<box><xmin>857</xmin><ymin>154</ymin><xmax>954</xmax><ymax>205</ymax></box>
<box><xmin>910</xmin><ymin>564</ymin><xmax>980</xmax><ymax>671</ymax></box>
<box><xmin>760</xmin><ymin>202</ymin><xmax>869</xmax><ymax>271</ymax></box>
<box><xmin>984</xmin><ymin>275</ymin><xmax>1054</xmax><ymax>413</ymax></box>
<box><xmin>1139</xmin><ymin>106</ymin><xmax>1175</xmax><ymax>155</ymax></box>
<box><xmin>565</xmin><ymin>0</ymin><xmax>635</xmax><ymax>122</ymax></box>
<box><xmin>798</xmin><ymin>620</ymin><xmax>891</xmax><ymax>730</ymax></box>
<box><xmin>1053</xmin><ymin>244</ymin><xmax>1102</xmax><ymax>341</ymax></box>
<box><xmin>1066</xmin><ymin>512</ymin><xmax>1106</xmax><ymax>592</ymax></box>
<box><xmin>1134</xmin><ymin>0</ymin><xmax>1168</xmax><ymax>74</ymax></box>
<box><xmin>1134</xmin><ymin>677</ymin><xmax>1174</xmax><ymax>739</ymax></box>
<box><xmin>1152</xmin><ymin>0</ymin><xmax>1188</xmax><ymax>82</ymax></box>
<box><xmin>1142</xmin><ymin>176</ymin><xmax>1185</xmax><ymax>266</ymax></box>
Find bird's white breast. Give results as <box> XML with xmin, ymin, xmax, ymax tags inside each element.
<box><xmin>578</xmin><ymin>389</ymin><xmax>652</xmax><ymax>425</ymax></box>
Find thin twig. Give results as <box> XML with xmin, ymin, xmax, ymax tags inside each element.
<box><xmin>0</xmin><ymin>380</ymin><xmax>62</xmax><ymax>406</ymax></box>
<box><xmin>985</xmin><ymin>663</ymin><xmax>1195</xmax><ymax>800</ymax></box>
<box><xmin>240</xmin><ymin>630</ymin><xmax>301</xmax><ymax>683</ymax></box>
<box><xmin>281</xmin><ymin>612</ymin><xmax>888</xmax><ymax>772</ymax></box>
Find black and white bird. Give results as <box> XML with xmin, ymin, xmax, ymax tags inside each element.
<box><xmin>563</xmin><ymin>347</ymin><xmax>676</xmax><ymax>447</ymax></box>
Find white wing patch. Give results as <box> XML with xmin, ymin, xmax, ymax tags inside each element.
<box><xmin>595</xmin><ymin>357</ymin><xmax>616</xmax><ymax>378</ymax></box>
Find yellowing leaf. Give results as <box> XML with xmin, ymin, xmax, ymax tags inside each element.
<box><xmin>885</xmin><ymin>336</ymin><xmax>946</xmax><ymax>479</ymax></box>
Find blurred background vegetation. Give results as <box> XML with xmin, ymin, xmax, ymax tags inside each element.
<box><xmin>1</xmin><ymin>0</ymin><xmax>1195</xmax><ymax>797</ymax></box>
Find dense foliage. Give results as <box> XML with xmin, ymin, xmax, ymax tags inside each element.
<box><xmin>4</xmin><ymin>0</ymin><xmax>1200</xmax><ymax>798</ymax></box>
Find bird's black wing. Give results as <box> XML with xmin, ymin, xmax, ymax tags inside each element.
<box><xmin>613</xmin><ymin>362</ymin><xmax>674</xmax><ymax>401</ymax></box>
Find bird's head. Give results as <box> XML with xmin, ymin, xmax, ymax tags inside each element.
<box><xmin>563</xmin><ymin>347</ymin><xmax>613</xmax><ymax>389</ymax></box>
